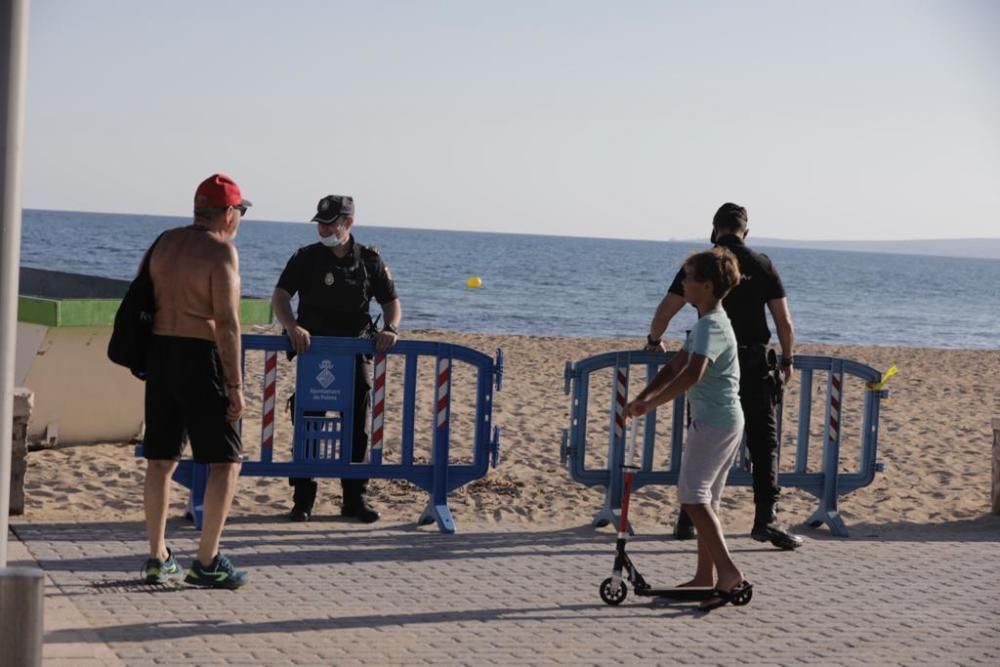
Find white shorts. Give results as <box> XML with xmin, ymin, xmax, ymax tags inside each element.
<box><xmin>677</xmin><ymin>418</ymin><xmax>745</xmax><ymax>510</ymax></box>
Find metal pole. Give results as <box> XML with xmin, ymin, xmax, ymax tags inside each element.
<box><xmin>0</xmin><ymin>567</ymin><xmax>44</xmax><ymax>667</ymax></box>
<box><xmin>1</xmin><ymin>0</ymin><xmax>30</xmax><ymax>566</ymax></box>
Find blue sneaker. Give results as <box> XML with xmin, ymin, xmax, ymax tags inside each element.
<box><xmin>141</xmin><ymin>548</ymin><xmax>182</xmax><ymax>584</ymax></box>
<box><xmin>184</xmin><ymin>553</ymin><xmax>249</xmax><ymax>590</ymax></box>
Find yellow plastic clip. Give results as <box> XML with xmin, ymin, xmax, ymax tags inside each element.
<box><xmin>867</xmin><ymin>365</ymin><xmax>898</xmax><ymax>392</ymax></box>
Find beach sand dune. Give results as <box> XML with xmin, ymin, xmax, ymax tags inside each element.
<box><xmin>19</xmin><ymin>329</ymin><xmax>1000</xmax><ymax>535</ymax></box>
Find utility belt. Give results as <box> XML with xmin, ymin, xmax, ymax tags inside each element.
<box><xmin>737</xmin><ymin>343</ymin><xmax>769</xmax><ymax>376</ymax></box>
<box><xmin>737</xmin><ymin>344</ymin><xmax>783</xmax><ymax>400</ymax></box>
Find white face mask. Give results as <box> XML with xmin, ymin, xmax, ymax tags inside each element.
<box><xmin>319</xmin><ymin>228</ymin><xmax>348</xmax><ymax>247</ymax></box>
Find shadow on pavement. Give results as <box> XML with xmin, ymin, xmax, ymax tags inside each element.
<box><xmin>12</xmin><ymin>522</ymin><xmax>722</xmax><ymax>574</ymax></box>
<box><xmin>44</xmin><ymin>599</ymin><xmax>708</xmax><ymax>645</ymax></box>
<box><xmin>791</xmin><ymin>513</ymin><xmax>1000</xmax><ymax>542</ymax></box>
<box><xmin>14</xmin><ymin>513</ymin><xmax>996</xmax><ymax>580</ymax></box>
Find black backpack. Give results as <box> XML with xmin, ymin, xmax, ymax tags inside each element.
<box><xmin>107</xmin><ymin>234</ymin><xmax>164</xmax><ymax>379</ymax></box>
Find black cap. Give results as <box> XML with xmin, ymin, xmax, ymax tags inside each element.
<box><xmin>312</xmin><ymin>195</ymin><xmax>355</xmax><ymax>224</ymax></box>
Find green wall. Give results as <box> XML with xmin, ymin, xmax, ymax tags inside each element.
<box><xmin>18</xmin><ymin>296</ymin><xmax>273</xmax><ymax>327</ymax></box>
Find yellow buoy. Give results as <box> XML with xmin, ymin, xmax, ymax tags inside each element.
<box><xmin>465</xmin><ymin>276</ymin><xmax>483</xmax><ymax>289</ymax></box>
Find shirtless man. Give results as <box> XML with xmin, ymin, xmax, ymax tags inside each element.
<box><xmin>140</xmin><ymin>173</ymin><xmax>250</xmax><ymax>589</ymax></box>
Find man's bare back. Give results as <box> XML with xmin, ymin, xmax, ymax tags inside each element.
<box><xmin>149</xmin><ymin>225</ymin><xmax>242</xmax><ymax>386</ymax></box>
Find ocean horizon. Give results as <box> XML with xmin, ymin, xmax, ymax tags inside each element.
<box><xmin>24</xmin><ymin>207</ymin><xmax>1000</xmax><ymax>260</ymax></box>
<box><xmin>18</xmin><ymin>209</ymin><xmax>1000</xmax><ymax>350</ymax></box>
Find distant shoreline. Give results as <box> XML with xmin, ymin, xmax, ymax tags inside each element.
<box><xmin>747</xmin><ymin>237</ymin><xmax>1000</xmax><ymax>262</ymax></box>
<box><xmin>373</xmin><ymin>328</ymin><xmax>1000</xmax><ymax>353</ymax></box>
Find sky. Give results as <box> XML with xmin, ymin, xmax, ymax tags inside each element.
<box><xmin>21</xmin><ymin>0</ymin><xmax>1000</xmax><ymax>241</ymax></box>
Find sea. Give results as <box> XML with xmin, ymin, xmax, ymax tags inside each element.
<box><xmin>18</xmin><ymin>209</ymin><xmax>1000</xmax><ymax>350</ymax></box>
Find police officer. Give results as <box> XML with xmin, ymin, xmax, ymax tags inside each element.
<box><xmin>645</xmin><ymin>203</ymin><xmax>802</xmax><ymax>549</ymax></box>
<box><xmin>272</xmin><ymin>195</ymin><xmax>401</xmax><ymax>523</ymax></box>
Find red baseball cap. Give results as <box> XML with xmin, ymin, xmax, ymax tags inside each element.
<box><xmin>194</xmin><ymin>173</ymin><xmax>252</xmax><ymax>209</ymax></box>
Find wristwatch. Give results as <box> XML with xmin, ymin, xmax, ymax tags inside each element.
<box><xmin>646</xmin><ymin>334</ymin><xmax>661</xmax><ymax>346</ymax></box>
<box><xmin>780</xmin><ymin>356</ymin><xmax>794</xmax><ymax>367</ymax></box>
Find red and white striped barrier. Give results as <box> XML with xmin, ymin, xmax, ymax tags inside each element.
<box><xmin>260</xmin><ymin>351</ymin><xmax>277</xmax><ymax>457</ymax></box>
<box><xmin>371</xmin><ymin>352</ymin><xmax>387</xmax><ymax>458</ymax></box>
<box><xmin>829</xmin><ymin>372</ymin><xmax>842</xmax><ymax>445</ymax></box>
<box><xmin>436</xmin><ymin>357</ymin><xmax>451</xmax><ymax>430</ymax></box>
<box><xmin>614</xmin><ymin>367</ymin><xmax>627</xmax><ymax>441</ymax></box>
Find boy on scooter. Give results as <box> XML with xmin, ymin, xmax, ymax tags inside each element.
<box><xmin>626</xmin><ymin>247</ymin><xmax>752</xmax><ymax>610</ymax></box>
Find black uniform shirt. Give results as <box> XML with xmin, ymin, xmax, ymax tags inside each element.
<box><xmin>276</xmin><ymin>235</ymin><xmax>397</xmax><ymax>337</ymax></box>
<box><xmin>668</xmin><ymin>235</ymin><xmax>786</xmax><ymax>346</ymax></box>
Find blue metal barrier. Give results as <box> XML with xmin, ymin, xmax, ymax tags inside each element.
<box><xmin>560</xmin><ymin>350</ymin><xmax>889</xmax><ymax>537</ymax></box>
<box><xmin>139</xmin><ymin>334</ymin><xmax>503</xmax><ymax>534</ymax></box>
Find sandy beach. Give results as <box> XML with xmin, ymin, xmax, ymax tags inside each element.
<box><xmin>17</xmin><ymin>327</ymin><xmax>1000</xmax><ymax>535</ymax></box>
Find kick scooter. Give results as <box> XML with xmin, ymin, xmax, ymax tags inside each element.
<box><xmin>598</xmin><ymin>418</ymin><xmax>752</xmax><ymax>607</ymax></box>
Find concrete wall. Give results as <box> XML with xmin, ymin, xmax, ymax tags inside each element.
<box><xmin>17</xmin><ymin>324</ymin><xmax>143</xmax><ymax>445</ymax></box>
<box><xmin>9</xmin><ymin>389</ymin><xmax>33</xmax><ymax>515</ymax></box>
<box><xmin>19</xmin><ymin>266</ymin><xmax>129</xmax><ymax>299</ymax></box>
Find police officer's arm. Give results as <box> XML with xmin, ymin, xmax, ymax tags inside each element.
<box><xmin>646</xmin><ymin>292</ymin><xmax>686</xmax><ymax>351</ymax></box>
<box><xmin>761</xmin><ymin>255</ymin><xmax>795</xmax><ymax>383</ymax></box>
<box><xmin>272</xmin><ymin>288</ymin><xmax>311</xmax><ymax>354</ymax></box>
<box><xmin>373</xmin><ymin>298</ymin><xmax>401</xmax><ymax>352</ymax></box>
<box><xmin>369</xmin><ymin>251</ymin><xmax>400</xmax><ymax>353</ymax></box>
<box><xmin>210</xmin><ymin>243</ymin><xmax>244</xmax><ymax>421</ymax></box>
<box><xmin>273</xmin><ymin>250</ymin><xmax>311</xmax><ymax>354</ymax></box>
<box><xmin>628</xmin><ymin>353</ymin><xmax>709</xmax><ymax>416</ymax></box>
<box><xmin>646</xmin><ymin>268</ymin><xmax>686</xmax><ymax>352</ymax></box>
<box><xmin>767</xmin><ymin>296</ymin><xmax>795</xmax><ymax>383</ymax></box>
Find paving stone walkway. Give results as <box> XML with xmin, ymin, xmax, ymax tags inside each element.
<box><xmin>7</xmin><ymin>515</ymin><xmax>1000</xmax><ymax>666</ymax></box>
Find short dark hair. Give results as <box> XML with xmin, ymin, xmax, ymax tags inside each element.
<box><xmin>193</xmin><ymin>206</ymin><xmax>228</xmax><ymax>223</ymax></box>
<box><xmin>684</xmin><ymin>247</ymin><xmax>742</xmax><ymax>298</ymax></box>
<box><xmin>712</xmin><ymin>202</ymin><xmax>748</xmax><ymax>231</ymax></box>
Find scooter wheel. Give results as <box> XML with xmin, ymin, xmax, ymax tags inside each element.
<box><xmin>599</xmin><ymin>577</ymin><xmax>627</xmax><ymax>606</ymax></box>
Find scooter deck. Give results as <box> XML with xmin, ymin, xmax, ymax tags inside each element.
<box><xmin>637</xmin><ymin>587</ymin><xmax>716</xmax><ymax>600</ymax></box>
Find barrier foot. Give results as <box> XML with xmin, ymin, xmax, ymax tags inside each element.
<box><xmin>418</xmin><ymin>501</ymin><xmax>456</xmax><ymax>534</ymax></box>
<box><xmin>592</xmin><ymin>507</ymin><xmax>634</xmax><ymax>536</ymax></box>
<box><xmin>173</xmin><ymin>462</ymin><xmax>206</xmax><ymax>530</ymax></box>
<box><xmin>806</xmin><ymin>509</ymin><xmax>848</xmax><ymax>537</ymax></box>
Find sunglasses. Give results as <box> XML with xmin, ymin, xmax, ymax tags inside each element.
<box><xmin>232</xmin><ymin>204</ymin><xmax>248</xmax><ymax>217</ymax></box>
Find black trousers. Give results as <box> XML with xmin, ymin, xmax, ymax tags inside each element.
<box><xmin>290</xmin><ymin>356</ymin><xmax>373</xmax><ymax>510</ymax></box>
<box><xmin>737</xmin><ymin>346</ymin><xmax>781</xmax><ymax>511</ymax></box>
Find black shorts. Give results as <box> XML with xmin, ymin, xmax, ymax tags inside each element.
<box><xmin>143</xmin><ymin>335</ymin><xmax>242</xmax><ymax>464</ymax></box>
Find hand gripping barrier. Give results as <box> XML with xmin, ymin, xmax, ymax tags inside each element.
<box><xmin>139</xmin><ymin>335</ymin><xmax>504</xmax><ymax>534</ymax></box>
<box><xmin>560</xmin><ymin>350</ymin><xmax>889</xmax><ymax>537</ymax></box>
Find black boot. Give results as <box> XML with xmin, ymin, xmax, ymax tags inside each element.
<box><xmin>673</xmin><ymin>508</ymin><xmax>696</xmax><ymax>540</ymax></box>
<box><xmin>342</xmin><ymin>479</ymin><xmax>379</xmax><ymax>523</ymax></box>
<box><xmin>341</xmin><ymin>497</ymin><xmax>380</xmax><ymax>523</ymax></box>
<box><xmin>751</xmin><ymin>504</ymin><xmax>803</xmax><ymax>550</ymax></box>
<box><xmin>290</xmin><ymin>478</ymin><xmax>318</xmax><ymax>522</ymax></box>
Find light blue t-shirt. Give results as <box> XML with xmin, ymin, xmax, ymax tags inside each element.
<box><xmin>682</xmin><ymin>307</ymin><xmax>743</xmax><ymax>428</ymax></box>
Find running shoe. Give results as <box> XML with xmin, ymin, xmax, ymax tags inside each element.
<box><xmin>184</xmin><ymin>553</ymin><xmax>249</xmax><ymax>590</ymax></box>
<box><xmin>141</xmin><ymin>548</ymin><xmax>182</xmax><ymax>584</ymax></box>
